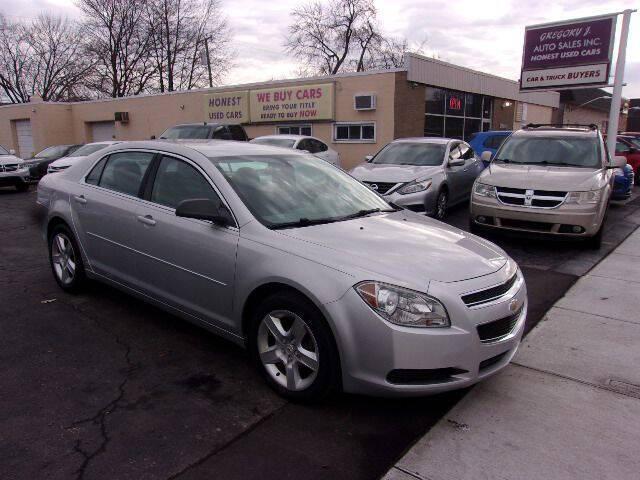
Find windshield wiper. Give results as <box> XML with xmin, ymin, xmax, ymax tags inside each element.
<box><xmin>494</xmin><ymin>158</ymin><xmax>511</xmax><ymax>163</ymax></box>
<box><xmin>271</xmin><ymin>217</ymin><xmax>342</xmax><ymax>230</ymax></box>
<box><xmin>341</xmin><ymin>208</ymin><xmax>382</xmax><ymax>220</ymax></box>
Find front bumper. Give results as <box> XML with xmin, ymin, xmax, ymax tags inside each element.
<box><xmin>470</xmin><ymin>194</ymin><xmax>604</xmax><ymax>236</ymax></box>
<box><xmin>0</xmin><ymin>170</ymin><xmax>30</xmax><ymax>187</ymax></box>
<box><xmin>324</xmin><ymin>263</ymin><xmax>526</xmax><ymax>397</ymax></box>
<box><xmin>383</xmin><ymin>188</ymin><xmax>438</xmax><ymax>215</ymax></box>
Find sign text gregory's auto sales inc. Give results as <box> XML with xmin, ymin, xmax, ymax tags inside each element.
<box><xmin>204</xmin><ymin>83</ymin><xmax>334</xmax><ymax>124</ymax></box>
<box><xmin>520</xmin><ymin>15</ymin><xmax>616</xmax><ymax>90</ymax></box>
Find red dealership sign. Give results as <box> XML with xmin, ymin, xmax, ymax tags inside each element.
<box><xmin>520</xmin><ymin>14</ymin><xmax>616</xmax><ymax>91</ymax></box>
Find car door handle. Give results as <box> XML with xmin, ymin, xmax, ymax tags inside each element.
<box><xmin>137</xmin><ymin>215</ymin><xmax>156</xmax><ymax>226</ymax></box>
<box><xmin>74</xmin><ymin>195</ymin><xmax>87</xmax><ymax>205</ymax></box>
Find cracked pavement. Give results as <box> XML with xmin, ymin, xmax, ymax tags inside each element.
<box><xmin>0</xmin><ymin>187</ymin><xmax>638</xmax><ymax>480</ymax></box>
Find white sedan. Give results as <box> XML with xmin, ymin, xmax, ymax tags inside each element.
<box><xmin>250</xmin><ymin>135</ymin><xmax>340</xmax><ymax>167</ymax></box>
<box><xmin>47</xmin><ymin>141</ymin><xmax>122</xmax><ymax>174</ymax></box>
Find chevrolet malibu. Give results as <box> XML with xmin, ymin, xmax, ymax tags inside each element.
<box><xmin>37</xmin><ymin>141</ymin><xmax>527</xmax><ymax>400</ymax></box>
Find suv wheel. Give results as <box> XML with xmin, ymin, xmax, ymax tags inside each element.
<box><xmin>249</xmin><ymin>292</ymin><xmax>339</xmax><ymax>402</ymax></box>
<box><xmin>48</xmin><ymin>224</ymin><xmax>86</xmax><ymax>292</ymax></box>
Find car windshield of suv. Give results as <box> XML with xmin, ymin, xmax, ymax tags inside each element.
<box><xmin>211</xmin><ymin>154</ymin><xmax>394</xmax><ymax>228</ymax></box>
<box><xmin>372</xmin><ymin>142</ymin><xmax>446</xmax><ymax>166</ymax></box>
<box><xmin>250</xmin><ymin>138</ymin><xmax>297</xmax><ymax>148</ymax></box>
<box><xmin>160</xmin><ymin>125</ymin><xmax>211</xmax><ymax>139</ymax></box>
<box><xmin>34</xmin><ymin>145</ymin><xmax>71</xmax><ymax>159</ymax></box>
<box><xmin>67</xmin><ymin>143</ymin><xmax>108</xmax><ymax>157</ymax></box>
<box><xmin>495</xmin><ymin>136</ymin><xmax>601</xmax><ymax>168</ymax></box>
<box><xmin>0</xmin><ymin>145</ymin><xmax>8</xmax><ymax>155</ymax></box>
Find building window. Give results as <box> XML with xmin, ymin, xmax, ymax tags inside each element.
<box><xmin>333</xmin><ymin>122</ymin><xmax>375</xmax><ymax>142</ymax></box>
<box><xmin>277</xmin><ymin>124</ymin><xmax>312</xmax><ymax>136</ymax></box>
<box><xmin>425</xmin><ymin>86</ymin><xmax>491</xmax><ymax>141</ymax></box>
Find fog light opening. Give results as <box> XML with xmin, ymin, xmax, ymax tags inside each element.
<box><xmin>477</xmin><ymin>216</ymin><xmax>486</xmax><ymax>224</ymax></box>
<box><xmin>572</xmin><ymin>225</ymin><xmax>584</xmax><ymax>233</ymax></box>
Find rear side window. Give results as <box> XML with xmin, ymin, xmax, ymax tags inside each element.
<box><xmin>228</xmin><ymin>125</ymin><xmax>247</xmax><ymax>141</ymax></box>
<box><xmin>310</xmin><ymin>139</ymin><xmax>327</xmax><ymax>153</ymax></box>
<box><xmin>85</xmin><ymin>157</ymin><xmax>108</xmax><ymax>185</ymax></box>
<box><xmin>99</xmin><ymin>151</ymin><xmax>154</xmax><ymax>196</ymax></box>
<box><xmin>151</xmin><ymin>156</ymin><xmax>220</xmax><ymax>209</ymax></box>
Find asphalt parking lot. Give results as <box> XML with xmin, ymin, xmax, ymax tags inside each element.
<box><xmin>1</xmin><ymin>187</ymin><xmax>639</xmax><ymax>480</ymax></box>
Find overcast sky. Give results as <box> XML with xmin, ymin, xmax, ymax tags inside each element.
<box><xmin>3</xmin><ymin>0</ymin><xmax>640</xmax><ymax>98</ymax></box>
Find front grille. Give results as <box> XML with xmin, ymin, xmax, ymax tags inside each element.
<box><xmin>477</xmin><ymin>307</ymin><xmax>523</xmax><ymax>343</ymax></box>
<box><xmin>0</xmin><ymin>164</ymin><xmax>19</xmax><ymax>172</ymax></box>
<box><xmin>461</xmin><ymin>274</ymin><xmax>518</xmax><ymax>307</ymax></box>
<box><xmin>386</xmin><ymin>367</ymin><xmax>468</xmax><ymax>385</ymax></box>
<box><xmin>479</xmin><ymin>351</ymin><xmax>509</xmax><ymax>371</ymax></box>
<box><xmin>362</xmin><ymin>181</ymin><xmax>399</xmax><ymax>195</ymax></box>
<box><xmin>500</xmin><ymin>218</ymin><xmax>553</xmax><ymax>232</ymax></box>
<box><xmin>496</xmin><ymin>186</ymin><xmax>566</xmax><ymax>209</ymax></box>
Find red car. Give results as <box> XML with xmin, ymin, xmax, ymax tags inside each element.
<box><xmin>606</xmin><ymin>135</ymin><xmax>640</xmax><ymax>185</ymax></box>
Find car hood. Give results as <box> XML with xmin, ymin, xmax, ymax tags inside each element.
<box><xmin>350</xmin><ymin>163</ymin><xmax>442</xmax><ymax>183</ymax></box>
<box><xmin>481</xmin><ymin>162</ymin><xmax>603</xmax><ymax>191</ymax></box>
<box><xmin>50</xmin><ymin>155</ymin><xmax>87</xmax><ymax>168</ymax></box>
<box><xmin>275</xmin><ymin>211</ymin><xmax>507</xmax><ymax>285</ymax></box>
<box><xmin>0</xmin><ymin>155</ymin><xmax>24</xmax><ymax>165</ymax></box>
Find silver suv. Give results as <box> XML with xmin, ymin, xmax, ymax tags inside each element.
<box><xmin>470</xmin><ymin>124</ymin><xmax>626</xmax><ymax>248</ymax></box>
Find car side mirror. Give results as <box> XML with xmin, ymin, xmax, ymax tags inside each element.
<box><xmin>448</xmin><ymin>157</ymin><xmax>465</xmax><ymax>167</ymax></box>
<box><xmin>480</xmin><ymin>151</ymin><xmax>492</xmax><ymax>163</ymax></box>
<box><xmin>175</xmin><ymin>198</ymin><xmax>233</xmax><ymax>227</ymax></box>
<box><xmin>609</xmin><ymin>155</ymin><xmax>627</xmax><ymax>169</ymax></box>
<box><xmin>9</xmin><ymin>149</ymin><xmax>16</xmax><ymax>155</ymax></box>
<box><xmin>365</xmin><ymin>155</ymin><xmax>373</xmax><ymax>162</ymax></box>
<box><xmin>150</xmin><ymin>135</ymin><xmax>156</xmax><ymax>140</ymax></box>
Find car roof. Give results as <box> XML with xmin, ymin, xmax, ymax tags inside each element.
<box><xmin>512</xmin><ymin>127</ymin><xmax>598</xmax><ymax>138</ymax></box>
<box><xmin>392</xmin><ymin>137</ymin><xmax>454</xmax><ymax>144</ymax></box>
<box><xmin>168</xmin><ymin>123</ymin><xmax>225</xmax><ymax>128</ymax></box>
<box><xmin>475</xmin><ymin>130</ymin><xmax>511</xmax><ymax>135</ymax></box>
<box><xmin>252</xmin><ymin>135</ymin><xmax>308</xmax><ymax>141</ymax></box>
<box><xmin>131</xmin><ymin>139</ymin><xmax>307</xmax><ymax>158</ymax></box>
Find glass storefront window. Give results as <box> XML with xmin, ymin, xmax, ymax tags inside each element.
<box><xmin>445</xmin><ymin>117</ymin><xmax>464</xmax><ymax>139</ymax></box>
<box><xmin>446</xmin><ymin>92</ymin><xmax>465</xmax><ymax>116</ymax></box>
<box><xmin>465</xmin><ymin>118</ymin><xmax>481</xmax><ymax>137</ymax></box>
<box><xmin>424</xmin><ymin>115</ymin><xmax>444</xmax><ymax>137</ymax></box>
<box><xmin>482</xmin><ymin>98</ymin><xmax>492</xmax><ymax>118</ymax></box>
<box><xmin>425</xmin><ymin>87</ymin><xmax>445</xmax><ymax>115</ymax></box>
<box><xmin>465</xmin><ymin>93</ymin><xmax>483</xmax><ymax>118</ymax></box>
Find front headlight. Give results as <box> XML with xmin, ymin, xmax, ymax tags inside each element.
<box><xmin>398</xmin><ymin>179</ymin><xmax>432</xmax><ymax>195</ymax></box>
<box><xmin>565</xmin><ymin>189</ymin><xmax>602</xmax><ymax>204</ymax></box>
<box><xmin>17</xmin><ymin>164</ymin><xmax>30</xmax><ymax>172</ymax></box>
<box><xmin>473</xmin><ymin>182</ymin><xmax>497</xmax><ymax>198</ymax></box>
<box><xmin>355</xmin><ymin>281</ymin><xmax>450</xmax><ymax>328</ymax></box>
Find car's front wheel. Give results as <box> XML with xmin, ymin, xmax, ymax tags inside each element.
<box><xmin>48</xmin><ymin>224</ymin><xmax>86</xmax><ymax>292</ymax></box>
<box><xmin>433</xmin><ymin>189</ymin><xmax>448</xmax><ymax>220</ymax></box>
<box><xmin>249</xmin><ymin>292</ymin><xmax>339</xmax><ymax>401</ymax></box>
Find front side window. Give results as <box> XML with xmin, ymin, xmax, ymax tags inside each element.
<box><xmin>99</xmin><ymin>151</ymin><xmax>154</xmax><ymax>196</ymax></box>
<box><xmin>151</xmin><ymin>156</ymin><xmax>220</xmax><ymax>209</ymax></box>
<box><xmin>334</xmin><ymin>123</ymin><xmax>375</xmax><ymax>142</ymax></box>
<box><xmin>372</xmin><ymin>142</ymin><xmax>446</xmax><ymax>166</ymax></box>
<box><xmin>210</xmin><ymin>154</ymin><xmax>392</xmax><ymax>228</ymax></box>
<box><xmin>495</xmin><ymin>136</ymin><xmax>601</xmax><ymax>168</ymax></box>
<box><xmin>228</xmin><ymin>125</ymin><xmax>247</xmax><ymax>141</ymax></box>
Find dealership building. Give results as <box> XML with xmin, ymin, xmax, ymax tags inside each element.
<box><xmin>0</xmin><ymin>53</ymin><xmax>559</xmax><ymax>170</ymax></box>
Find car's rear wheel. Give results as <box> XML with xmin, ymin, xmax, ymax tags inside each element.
<box><xmin>433</xmin><ymin>189</ymin><xmax>448</xmax><ymax>220</ymax></box>
<box><xmin>48</xmin><ymin>224</ymin><xmax>86</xmax><ymax>292</ymax></box>
<box><xmin>249</xmin><ymin>292</ymin><xmax>339</xmax><ymax>401</ymax></box>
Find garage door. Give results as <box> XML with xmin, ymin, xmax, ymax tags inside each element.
<box><xmin>15</xmin><ymin>119</ymin><xmax>33</xmax><ymax>159</ymax></box>
<box><xmin>90</xmin><ymin>121</ymin><xmax>116</xmax><ymax>142</ymax></box>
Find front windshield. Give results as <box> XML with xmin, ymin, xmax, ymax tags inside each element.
<box><xmin>495</xmin><ymin>136</ymin><xmax>601</xmax><ymax>168</ymax></box>
<box><xmin>0</xmin><ymin>145</ymin><xmax>8</xmax><ymax>155</ymax></box>
<box><xmin>161</xmin><ymin>125</ymin><xmax>210</xmax><ymax>139</ymax></box>
<box><xmin>250</xmin><ymin>138</ymin><xmax>296</xmax><ymax>149</ymax></box>
<box><xmin>35</xmin><ymin>145</ymin><xmax>70</xmax><ymax>159</ymax></box>
<box><xmin>372</xmin><ymin>142</ymin><xmax>446</xmax><ymax>166</ymax></box>
<box><xmin>68</xmin><ymin>143</ymin><xmax>108</xmax><ymax>157</ymax></box>
<box><xmin>624</xmin><ymin>137</ymin><xmax>640</xmax><ymax>149</ymax></box>
<box><xmin>211</xmin><ymin>154</ymin><xmax>394</xmax><ymax>228</ymax></box>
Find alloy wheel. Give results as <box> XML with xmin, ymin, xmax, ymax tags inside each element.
<box><xmin>436</xmin><ymin>191</ymin><xmax>448</xmax><ymax>219</ymax></box>
<box><xmin>257</xmin><ymin>310</ymin><xmax>319</xmax><ymax>392</ymax></box>
<box><xmin>51</xmin><ymin>233</ymin><xmax>77</xmax><ymax>286</ymax></box>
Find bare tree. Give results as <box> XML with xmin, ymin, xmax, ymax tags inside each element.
<box><xmin>145</xmin><ymin>0</ymin><xmax>233</xmax><ymax>92</ymax></box>
<box><xmin>77</xmin><ymin>0</ymin><xmax>156</xmax><ymax>98</ymax></box>
<box><xmin>285</xmin><ymin>0</ymin><xmax>378</xmax><ymax>75</ymax></box>
<box><xmin>0</xmin><ymin>13</ymin><xmax>94</xmax><ymax>103</ymax></box>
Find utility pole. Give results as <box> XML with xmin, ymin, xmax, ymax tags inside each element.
<box><xmin>204</xmin><ymin>36</ymin><xmax>213</xmax><ymax>88</ymax></box>
<box><xmin>606</xmin><ymin>9</ymin><xmax>635</xmax><ymax>156</ymax></box>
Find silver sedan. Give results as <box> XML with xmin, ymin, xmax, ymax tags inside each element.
<box><xmin>350</xmin><ymin>138</ymin><xmax>484</xmax><ymax>220</ymax></box>
<box><xmin>37</xmin><ymin>140</ymin><xmax>526</xmax><ymax>400</ymax></box>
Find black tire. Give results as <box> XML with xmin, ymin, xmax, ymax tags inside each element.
<box><xmin>248</xmin><ymin>292</ymin><xmax>340</xmax><ymax>402</ymax></box>
<box><xmin>635</xmin><ymin>167</ymin><xmax>640</xmax><ymax>186</ymax></box>
<box><xmin>15</xmin><ymin>182</ymin><xmax>29</xmax><ymax>192</ymax></box>
<box><xmin>48</xmin><ymin>224</ymin><xmax>86</xmax><ymax>292</ymax></box>
<box><xmin>587</xmin><ymin>223</ymin><xmax>604</xmax><ymax>250</ymax></box>
<box><xmin>469</xmin><ymin>218</ymin><xmax>481</xmax><ymax>235</ymax></box>
<box><xmin>433</xmin><ymin>188</ymin><xmax>448</xmax><ymax>220</ymax></box>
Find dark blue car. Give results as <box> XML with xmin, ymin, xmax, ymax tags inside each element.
<box><xmin>612</xmin><ymin>163</ymin><xmax>634</xmax><ymax>200</ymax></box>
<box><xmin>468</xmin><ymin>131</ymin><xmax>512</xmax><ymax>166</ymax></box>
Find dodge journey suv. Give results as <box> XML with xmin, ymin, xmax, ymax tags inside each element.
<box><xmin>470</xmin><ymin>124</ymin><xmax>626</xmax><ymax>248</ymax></box>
